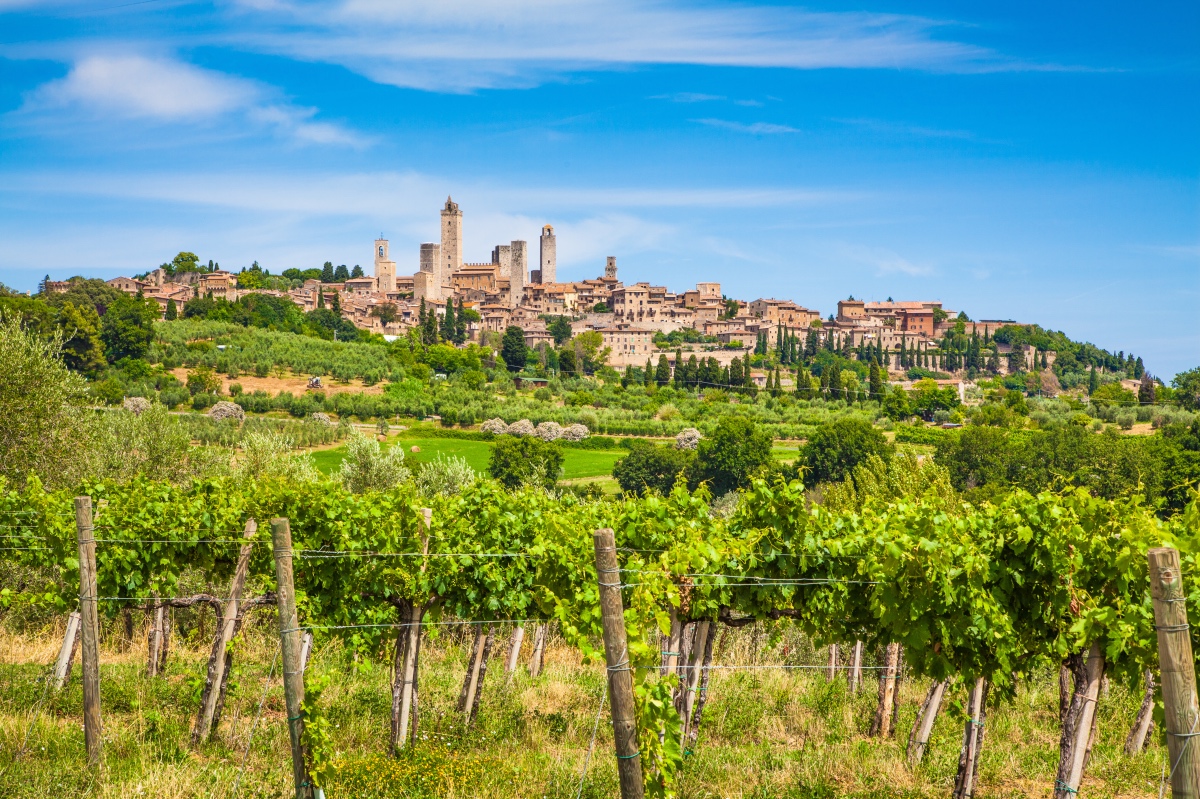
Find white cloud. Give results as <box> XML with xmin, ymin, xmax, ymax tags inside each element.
<box><xmin>221</xmin><ymin>0</ymin><xmax>1004</xmax><ymax>92</ymax></box>
<box><xmin>694</xmin><ymin>118</ymin><xmax>800</xmax><ymax>135</ymax></box>
<box><xmin>651</xmin><ymin>92</ymin><xmax>725</xmax><ymax>103</ymax></box>
<box><xmin>835</xmin><ymin>243</ymin><xmax>935</xmax><ymax>277</ymax></box>
<box><xmin>19</xmin><ymin>54</ymin><xmax>364</xmax><ymax>145</ymax></box>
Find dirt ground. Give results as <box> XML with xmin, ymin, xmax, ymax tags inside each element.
<box><xmin>170</xmin><ymin>368</ymin><xmax>386</xmax><ymax>396</ymax></box>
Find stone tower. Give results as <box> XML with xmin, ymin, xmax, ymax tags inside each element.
<box><xmin>511</xmin><ymin>240</ymin><xmax>527</xmax><ymax>307</ymax></box>
<box><xmin>605</xmin><ymin>256</ymin><xmax>617</xmax><ymax>280</ymax></box>
<box><xmin>440</xmin><ymin>197</ymin><xmax>462</xmax><ymax>288</ymax></box>
<box><xmin>374</xmin><ymin>238</ymin><xmax>396</xmax><ymax>292</ymax></box>
<box><xmin>539</xmin><ymin>224</ymin><xmax>556</xmax><ymax>284</ymax></box>
<box><xmin>492</xmin><ymin>244</ymin><xmax>512</xmax><ymax>278</ymax></box>
<box><xmin>416</xmin><ymin>242</ymin><xmax>441</xmax><ymax>301</ymax></box>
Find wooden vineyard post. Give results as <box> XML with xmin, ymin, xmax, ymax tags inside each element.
<box><xmin>1053</xmin><ymin>643</ymin><xmax>1105</xmax><ymax>799</ymax></box>
<box><xmin>593</xmin><ymin>527</ymin><xmax>644</xmax><ymax>799</ymax></box>
<box><xmin>146</xmin><ymin>602</ymin><xmax>164</xmax><ymax>678</ymax></box>
<box><xmin>300</xmin><ymin>633</ymin><xmax>313</xmax><ymax>670</ymax></box>
<box><xmin>908</xmin><ymin>678</ymin><xmax>948</xmax><ymax>766</ymax></box>
<box><xmin>1125</xmin><ymin>670</ymin><xmax>1156</xmax><ymax>755</ymax></box>
<box><xmin>505</xmin><ymin>624</ymin><xmax>525</xmax><ymax>675</ymax></box>
<box><xmin>661</xmin><ymin>607</ymin><xmax>681</xmax><ymax>677</ymax></box>
<box><xmin>849</xmin><ymin>640</ymin><xmax>863</xmax><ymax>694</ymax></box>
<box><xmin>953</xmin><ymin>678</ymin><xmax>988</xmax><ymax>799</ymax></box>
<box><xmin>272</xmin><ymin>518</ymin><xmax>313</xmax><ymax>799</ymax></box>
<box><xmin>871</xmin><ymin>643</ymin><xmax>900</xmax><ymax>737</ymax></box>
<box><xmin>1149</xmin><ymin>547</ymin><xmax>1200</xmax><ymax>798</ymax></box>
<box><xmin>826</xmin><ymin>644</ymin><xmax>839</xmax><ymax>682</ymax></box>
<box><xmin>75</xmin><ymin>496</ymin><xmax>102</xmax><ymax>767</ymax></box>
<box><xmin>52</xmin><ymin>611</ymin><xmax>81</xmax><ymax>690</ymax></box>
<box><xmin>529</xmin><ymin>624</ymin><xmax>547</xmax><ymax>677</ymax></box>
<box><xmin>395</xmin><ymin>507</ymin><xmax>431</xmax><ymax>749</ymax></box>
<box><xmin>193</xmin><ymin>518</ymin><xmax>257</xmax><ymax>745</ymax></box>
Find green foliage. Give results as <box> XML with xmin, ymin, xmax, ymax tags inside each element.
<box><xmin>340</xmin><ymin>432</ymin><xmax>410</xmax><ymax>493</ymax></box>
<box><xmin>612</xmin><ymin>441</ymin><xmax>695</xmax><ymax>496</ymax></box>
<box><xmin>801</xmin><ymin>418</ymin><xmax>892</xmax><ymax>487</ymax></box>
<box><xmin>501</xmin><ymin>326</ymin><xmax>527</xmax><ymax>372</ymax></box>
<box><xmin>100</xmin><ymin>293</ymin><xmax>159</xmax><ymax>363</ymax></box>
<box><xmin>689</xmin><ymin>417</ymin><xmax>772</xmax><ymax>495</ymax></box>
<box><xmin>1172</xmin><ymin>367</ymin><xmax>1200</xmax><ymax>411</ymax></box>
<box><xmin>488</xmin><ymin>435</ymin><xmax>563</xmax><ymax>489</ymax></box>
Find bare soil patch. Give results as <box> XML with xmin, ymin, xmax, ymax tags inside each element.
<box><xmin>170</xmin><ymin>368</ymin><xmax>386</xmax><ymax>396</ymax></box>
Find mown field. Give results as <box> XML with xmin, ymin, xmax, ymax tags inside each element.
<box><xmin>0</xmin><ymin>618</ymin><xmax>1165</xmax><ymax>799</ymax></box>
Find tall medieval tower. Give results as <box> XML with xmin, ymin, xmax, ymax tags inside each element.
<box><xmin>605</xmin><ymin>256</ymin><xmax>617</xmax><ymax>280</ymax></box>
<box><xmin>374</xmin><ymin>238</ymin><xmax>396</xmax><ymax>292</ymax></box>
<box><xmin>511</xmin><ymin>240</ymin><xmax>527</xmax><ymax>306</ymax></box>
<box><xmin>539</xmin><ymin>224</ymin><xmax>556</xmax><ymax>284</ymax></box>
<box><xmin>440</xmin><ymin>196</ymin><xmax>462</xmax><ymax>289</ymax></box>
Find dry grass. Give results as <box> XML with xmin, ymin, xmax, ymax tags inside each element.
<box><xmin>0</xmin><ymin>616</ymin><xmax>1170</xmax><ymax>799</ymax></box>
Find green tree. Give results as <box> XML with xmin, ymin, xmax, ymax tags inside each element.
<box><xmin>422</xmin><ymin>302</ymin><xmax>439</xmax><ymax>345</ymax></box>
<box><xmin>56</xmin><ymin>300</ymin><xmax>106</xmax><ymax>374</ymax></box>
<box><xmin>801</xmin><ymin>417</ymin><xmax>892</xmax><ymax>487</ymax></box>
<box><xmin>321</xmin><ymin>261</ymin><xmax>335</xmax><ymax>282</ymax></box>
<box><xmin>441</xmin><ymin>298</ymin><xmax>456</xmax><ymax>342</ymax></box>
<box><xmin>1138</xmin><ymin>374</ymin><xmax>1156</xmax><ymax>405</ymax></box>
<box><xmin>455</xmin><ymin>298</ymin><xmax>468</xmax><ymax>344</ymax></box>
<box><xmin>168</xmin><ymin>251</ymin><xmax>200</xmax><ymax>276</ymax></box>
<box><xmin>370</xmin><ymin>302</ymin><xmax>398</xmax><ymax>325</ymax></box>
<box><xmin>1088</xmin><ymin>365</ymin><xmax>1100</xmax><ymax>396</ymax></box>
<box><xmin>351</xmin><ymin>264</ymin><xmax>364</xmax><ymax>278</ymax></box>
<box><xmin>869</xmin><ymin>360</ymin><xmax>884</xmax><ymax>401</ymax></box>
<box><xmin>612</xmin><ymin>441</ymin><xmax>695</xmax><ymax>496</ymax></box>
<box><xmin>0</xmin><ymin>313</ymin><xmax>93</xmax><ymax>489</ymax></box>
<box><xmin>558</xmin><ymin>347</ymin><xmax>578</xmax><ymax>376</ymax></box>
<box><xmin>687</xmin><ymin>417</ymin><xmax>772</xmax><ymax>495</ymax></box>
<box><xmin>100</xmin><ymin>293</ymin><xmax>158</xmax><ymax>362</ymax></box>
<box><xmin>488</xmin><ymin>435</ymin><xmax>563</xmax><ymax>489</ymax></box>
<box><xmin>1172</xmin><ymin>367</ymin><xmax>1200</xmax><ymax>411</ymax></box>
<box><xmin>655</xmin><ymin>354</ymin><xmax>671</xmax><ymax>387</ymax></box>
<box><xmin>334</xmin><ymin>264</ymin><xmax>350</xmax><ymax>282</ymax></box>
<box><xmin>548</xmin><ymin>316</ymin><xmax>573</xmax><ymax>346</ymax></box>
<box><xmin>165</xmin><ymin>298</ymin><xmax>177</xmax><ymax>321</ymax></box>
<box><xmin>500</xmin><ymin>326</ymin><xmax>527</xmax><ymax>372</ymax></box>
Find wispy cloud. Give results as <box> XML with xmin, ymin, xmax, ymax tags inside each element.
<box><xmin>651</xmin><ymin>92</ymin><xmax>724</xmax><ymax>103</ymax></box>
<box><xmin>836</xmin><ymin>243</ymin><xmax>935</xmax><ymax>277</ymax></box>
<box><xmin>834</xmin><ymin>117</ymin><xmax>983</xmax><ymax>142</ymax></box>
<box><xmin>217</xmin><ymin>0</ymin><xmax>1007</xmax><ymax>92</ymax></box>
<box><xmin>694</xmin><ymin>118</ymin><xmax>800</xmax><ymax>135</ymax></box>
<box><xmin>17</xmin><ymin>54</ymin><xmax>365</xmax><ymax>146</ymax></box>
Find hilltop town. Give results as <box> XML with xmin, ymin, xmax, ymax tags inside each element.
<box><xmin>44</xmin><ymin>196</ymin><xmax>1061</xmax><ymax>388</ymax></box>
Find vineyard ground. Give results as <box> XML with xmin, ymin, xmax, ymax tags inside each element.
<box><xmin>169</xmin><ymin>369</ymin><xmax>387</xmax><ymax>397</ymax></box>
<box><xmin>0</xmin><ymin>619</ymin><xmax>1165</xmax><ymax>799</ymax></box>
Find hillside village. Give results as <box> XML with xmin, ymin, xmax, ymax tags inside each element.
<box><xmin>46</xmin><ymin>196</ymin><xmax>1070</xmax><ymax>392</ymax></box>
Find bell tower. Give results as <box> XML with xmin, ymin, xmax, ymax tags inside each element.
<box><xmin>374</xmin><ymin>236</ymin><xmax>396</xmax><ymax>293</ymax></box>
<box><xmin>539</xmin><ymin>224</ymin><xmax>556</xmax><ymax>284</ymax></box>
<box><xmin>440</xmin><ymin>196</ymin><xmax>462</xmax><ymax>289</ymax></box>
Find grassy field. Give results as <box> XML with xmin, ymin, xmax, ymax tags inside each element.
<box><xmin>0</xmin><ymin>618</ymin><xmax>1164</xmax><ymax>799</ymax></box>
<box><xmin>310</xmin><ymin>437</ymin><xmax>626</xmax><ymax>481</ymax></box>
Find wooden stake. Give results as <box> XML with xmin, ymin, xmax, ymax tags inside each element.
<box><xmin>871</xmin><ymin>643</ymin><xmax>900</xmax><ymax>737</ymax></box>
<box><xmin>146</xmin><ymin>602</ymin><xmax>163</xmax><ymax>678</ymax></box>
<box><xmin>686</xmin><ymin>621</ymin><xmax>717</xmax><ymax>746</ymax></box>
<box><xmin>953</xmin><ymin>678</ymin><xmax>988</xmax><ymax>799</ymax></box>
<box><xmin>457</xmin><ymin>628</ymin><xmax>486</xmax><ymax>714</ymax></box>
<box><xmin>681</xmin><ymin>620</ymin><xmax>709</xmax><ymax>743</ymax></box>
<box><xmin>593</xmin><ymin>527</ymin><xmax>643</xmax><ymax>799</ymax></box>
<box><xmin>826</xmin><ymin>644</ymin><xmax>839</xmax><ymax>682</ymax></box>
<box><xmin>193</xmin><ymin>518</ymin><xmax>257</xmax><ymax>745</ymax></box>
<box><xmin>52</xmin><ymin>612</ymin><xmax>81</xmax><ymax>690</ymax></box>
<box><xmin>529</xmin><ymin>624</ymin><xmax>547</xmax><ymax>678</ymax></box>
<box><xmin>300</xmin><ymin>633</ymin><xmax>313</xmax><ymax>670</ymax></box>
<box><xmin>396</xmin><ymin>507</ymin><xmax>431</xmax><ymax>749</ymax></box>
<box><xmin>1125</xmin><ymin>670</ymin><xmax>1156</xmax><ymax>755</ymax></box>
<box><xmin>468</xmin><ymin>625</ymin><xmax>495</xmax><ymax>724</ymax></box>
<box><xmin>75</xmin><ymin>496</ymin><xmax>102</xmax><ymax>767</ymax></box>
<box><xmin>661</xmin><ymin>607</ymin><xmax>681</xmax><ymax>677</ymax></box>
<box><xmin>271</xmin><ymin>518</ymin><xmax>313</xmax><ymax>799</ymax></box>
<box><xmin>505</xmin><ymin>624</ymin><xmax>525</xmax><ymax>675</ymax></box>
<box><xmin>849</xmin><ymin>640</ymin><xmax>863</xmax><ymax>694</ymax></box>
<box><xmin>908</xmin><ymin>678</ymin><xmax>948</xmax><ymax>766</ymax></box>
<box><xmin>1053</xmin><ymin>642</ymin><xmax>1105</xmax><ymax>799</ymax></box>
<box><xmin>1149</xmin><ymin>547</ymin><xmax>1200</xmax><ymax>799</ymax></box>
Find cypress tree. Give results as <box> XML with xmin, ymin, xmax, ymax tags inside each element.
<box><xmin>1138</xmin><ymin>374</ymin><xmax>1156</xmax><ymax>405</ymax></box>
<box><xmin>869</xmin><ymin>361</ymin><xmax>884</xmax><ymax>401</ymax></box>
<box><xmin>1088</xmin><ymin>365</ymin><xmax>1099</xmax><ymax>395</ymax></box>
<box><xmin>441</xmin><ymin>298</ymin><xmax>455</xmax><ymax>341</ymax></box>
<box><xmin>829</xmin><ymin>365</ymin><xmax>842</xmax><ymax>399</ymax></box>
<box><xmin>321</xmin><ymin>261</ymin><xmax>334</xmax><ymax>282</ymax></box>
<box><xmin>331</xmin><ymin>290</ymin><xmax>341</xmax><ymax>315</ymax></box>
<box><xmin>165</xmin><ymin>299</ymin><xmax>177</xmax><ymax>321</ymax></box>
<box><xmin>455</xmin><ymin>297</ymin><xmax>468</xmax><ymax>343</ymax></box>
<box><xmin>317</xmin><ymin>288</ymin><xmax>325</xmax><ymax>309</ymax></box>
<box><xmin>686</xmin><ymin>354</ymin><xmax>698</xmax><ymax>388</ymax></box>
<box><xmin>644</xmin><ymin>358</ymin><xmax>654</xmax><ymax>388</ymax></box>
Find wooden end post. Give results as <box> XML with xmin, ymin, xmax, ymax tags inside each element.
<box><xmin>75</xmin><ymin>496</ymin><xmax>102</xmax><ymax>767</ymax></box>
<box><xmin>272</xmin><ymin>518</ymin><xmax>313</xmax><ymax>799</ymax></box>
<box><xmin>593</xmin><ymin>527</ymin><xmax>643</xmax><ymax>799</ymax></box>
<box><xmin>1149</xmin><ymin>547</ymin><xmax>1200</xmax><ymax>799</ymax></box>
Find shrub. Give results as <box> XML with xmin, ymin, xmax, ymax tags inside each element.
<box><xmin>209</xmin><ymin>401</ymin><xmax>246</xmax><ymax>423</ymax></box>
<box><xmin>235</xmin><ymin>430</ymin><xmax>320</xmax><ymax>482</ymax></box>
<box><xmin>535</xmin><ymin>421</ymin><xmax>562</xmax><ymax>441</ymax></box>
<box><xmin>561</xmin><ymin>423</ymin><xmax>590</xmax><ymax>442</ymax></box>
<box><xmin>675</xmin><ymin>428</ymin><xmax>701</xmax><ymax>450</ymax></box>
<box><xmin>506</xmin><ymin>419</ymin><xmax>536</xmax><ymax>437</ymax></box>
<box><xmin>414</xmin><ymin>455</ymin><xmax>476</xmax><ymax>497</ymax></box>
<box><xmin>488</xmin><ymin>435</ymin><xmax>563</xmax><ymax>490</ymax></box>
<box><xmin>340</xmin><ymin>432</ymin><xmax>410</xmax><ymax>493</ymax></box>
<box><xmin>688</xmin><ymin>417</ymin><xmax>773</xmax><ymax>495</ymax></box>
<box><xmin>122</xmin><ymin>396</ymin><xmax>151</xmax><ymax>416</ymax></box>
<box><xmin>311</xmin><ymin>412</ymin><xmax>333</xmax><ymax>426</ymax></box>
<box><xmin>612</xmin><ymin>441</ymin><xmax>694</xmax><ymax>496</ymax></box>
<box><xmin>801</xmin><ymin>418</ymin><xmax>892</xmax><ymax>487</ymax></box>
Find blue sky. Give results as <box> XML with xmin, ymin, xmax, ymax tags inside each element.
<box><xmin>1</xmin><ymin>1</ymin><xmax>1196</xmax><ymax>377</ymax></box>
